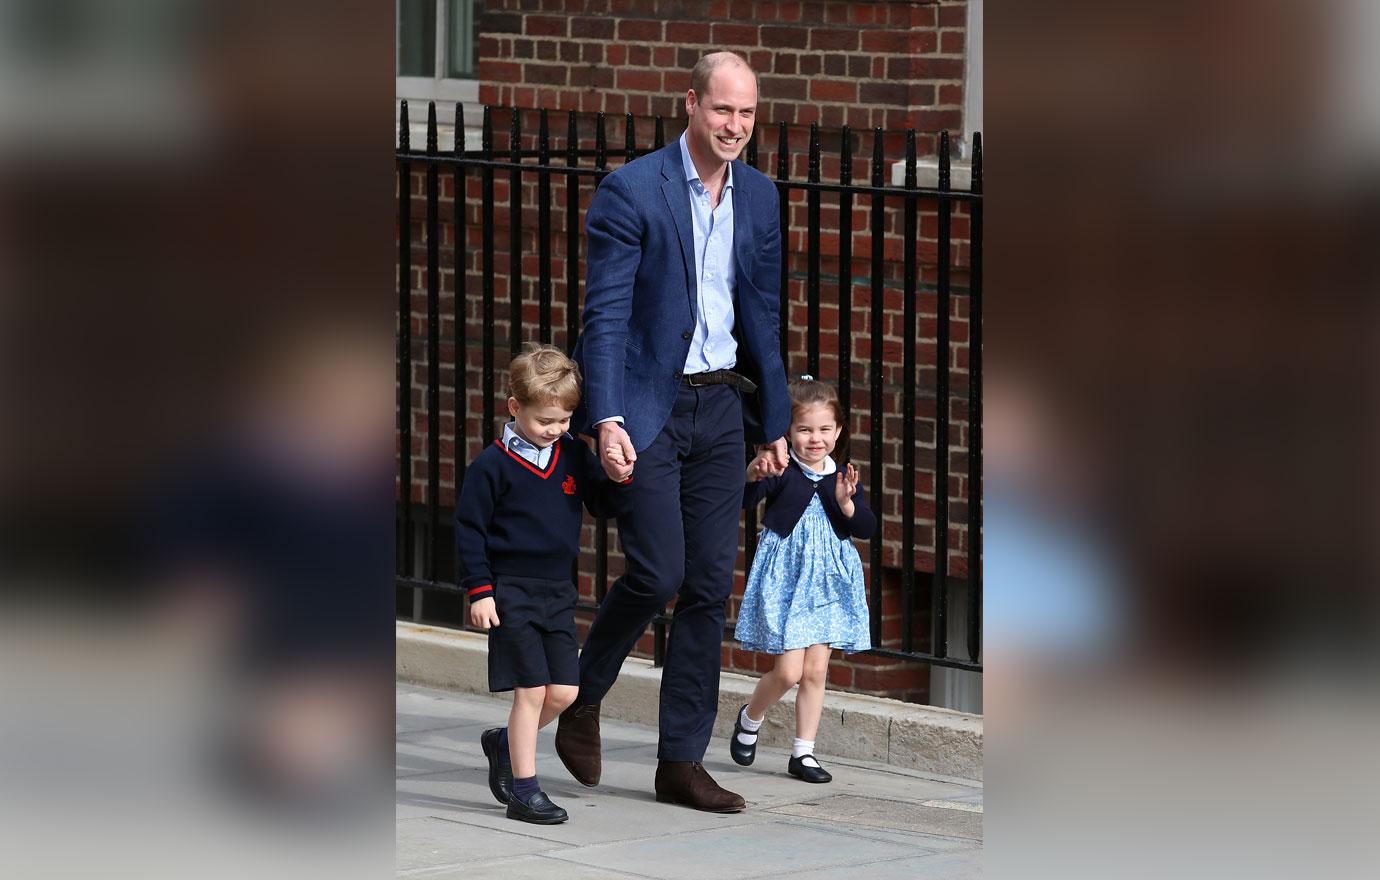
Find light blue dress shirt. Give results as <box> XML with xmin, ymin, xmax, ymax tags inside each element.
<box><xmin>678</xmin><ymin>132</ymin><xmax>738</xmax><ymax>375</ymax></box>
<box><xmin>501</xmin><ymin>421</ymin><xmax>554</xmax><ymax>469</ymax></box>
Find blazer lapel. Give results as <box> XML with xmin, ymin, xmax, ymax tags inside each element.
<box><xmin>661</xmin><ymin>147</ymin><xmax>698</xmax><ymax>320</ymax></box>
<box><xmin>731</xmin><ymin>160</ymin><xmax>760</xmax><ymax>282</ymax></box>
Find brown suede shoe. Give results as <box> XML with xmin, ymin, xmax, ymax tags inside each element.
<box><xmin>654</xmin><ymin>761</ymin><xmax>747</xmax><ymax>813</ymax></box>
<box><xmin>554</xmin><ymin>702</ymin><xmax>602</xmax><ymax>786</ymax></box>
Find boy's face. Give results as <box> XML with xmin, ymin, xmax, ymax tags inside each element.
<box><xmin>507</xmin><ymin>397</ymin><xmax>572</xmax><ymax>448</ymax></box>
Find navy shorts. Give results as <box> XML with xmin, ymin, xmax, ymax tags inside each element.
<box><xmin>487</xmin><ymin>574</ymin><xmax>580</xmax><ymax>692</ymax></box>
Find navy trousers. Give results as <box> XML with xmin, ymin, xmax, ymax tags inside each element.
<box><xmin>576</xmin><ymin>383</ymin><xmax>744</xmax><ymax>761</ymax></box>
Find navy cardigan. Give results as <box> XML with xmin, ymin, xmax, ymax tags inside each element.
<box><xmin>743</xmin><ymin>464</ymin><xmax>877</xmax><ymax>541</ymax></box>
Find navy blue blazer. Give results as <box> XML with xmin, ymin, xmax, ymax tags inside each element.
<box><xmin>744</xmin><ymin>465</ymin><xmax>877</xmax><ymax>542</ymax></box>
<box><xmin>572</xmin><ymin>141</ymin><xmax>791</xmax><ymax>452</ymax></box>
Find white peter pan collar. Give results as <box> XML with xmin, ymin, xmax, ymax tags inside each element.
<box><xmin>789</xmin><ymin>447</ymin><xmax>837</xmax><ymax>480</ymax></box>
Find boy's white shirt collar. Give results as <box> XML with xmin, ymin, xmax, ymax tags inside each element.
<box><xmin>502</xmin><ymin>421</ymin><xmax>556</xmax><ymax>467</ymax></box>
<box><xmin>789</xmin><ymin>446</ymin><xmax>837</xmax><ymax>478</ymax></box>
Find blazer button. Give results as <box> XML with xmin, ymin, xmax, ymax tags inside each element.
<box><xmin>682</xmin><ymin>331</ymin><xmax>691</xmax><ymax>340</ymax></box>
<box><xmin>673</xmin><ymin>370</ymin><xmax>682</xmax><ymax>379</ymax></box>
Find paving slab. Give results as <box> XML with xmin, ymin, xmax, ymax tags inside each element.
<box><xmin>413</xmin><ymin>855</ymin><xmax>652</xmax><ymax>880</ymax></box>
<box><xmin>397</xmin><ymin>686</ymin><xmax>510</xmax><ymax>735</ymax></box>
<box><xmin>778</xmin><ymin>815</ymin><xmax>983</xmax><ymax>854</ymax></box>
<box><xmin>769</xmin><ymin>794</ymin><xmax>984</xmax><ymax>840</ymax></box>
<box><xmin>544</xmin><ymin>820</ymin><xmax>924</xmax><ymax>880</ymax></box>
<box><xmin>774</xmin><ymin>847</ymin><xmax>983</xmax><ymax>880</ymax></box>
<box><xmin>396</xmin><ymin>815</ymin><xmax>568</xmax><ymax>873</ymax></box>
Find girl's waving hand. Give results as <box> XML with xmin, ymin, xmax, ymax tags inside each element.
<box><xmin>834</xmin><ymin>463</ymin><xmax>859</xmax><ymax>516</ymax></box>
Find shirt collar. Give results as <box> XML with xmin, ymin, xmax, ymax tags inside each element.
<box><xmin>502</xmin><ymin>421</ymin><xmax>552</xmax><ymax>453</ymax></box>
<box><xmin>678</xmin><ymin>131</ymin><xmax>733</xmax><ymax>193</ymax></box>
<box><xmin>789</xmin><ymin>446</ymin><xmax>838</xmax><ymax>479</ymax></box>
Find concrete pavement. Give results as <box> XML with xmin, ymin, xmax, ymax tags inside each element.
<box><xmin>397</xmin><ymin>683</ymin><xmax>982</xmax><ymax>879</ymax></box>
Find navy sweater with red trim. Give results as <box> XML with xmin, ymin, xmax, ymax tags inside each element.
<box><xmin>455</xmin><ymin>434</ymin><xmax>626</xmax><ymax>598</ymax></box>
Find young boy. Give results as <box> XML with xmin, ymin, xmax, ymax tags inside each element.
<box><xmin>455</xmin><ymin>344</ymin><xmax>630</xmax><ymax>824</ymax></box>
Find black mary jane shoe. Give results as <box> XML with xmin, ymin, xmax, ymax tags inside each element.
<box><xmin>480</xmin><ymin>727</ymin><xmax>513</xmax><ymax>805</ymax></box>
<box><xmin>729</xmin><ymin>704</ymin><xmax>758</xmax><ymax>766</ymax></box>
<box><xmin>506</xmin><ymin>790</ymin><xmax>569</xmax><ymax>824</ymax></box>
<box><xmin>787</xmin><ymin>754</ymin><xmax>833</xmax><ymax>784</ymax></box>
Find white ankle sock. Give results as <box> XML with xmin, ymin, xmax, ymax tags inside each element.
<box><xmin>735</xmin><ymin>707</ymin><xmax>763</xmax><ymax>745</ymax></box>
<box><xmin>792</xmin><ymin>738</ymin><xmax>819</xmax><ymax>765</ymax></box>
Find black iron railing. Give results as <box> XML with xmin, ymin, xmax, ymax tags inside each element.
<box><xmin>396</xmin><ymin>101</ymin><xmax>983</xmax><ymax>673</ymax></box>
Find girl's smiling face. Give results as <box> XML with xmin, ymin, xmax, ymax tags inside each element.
<box><xmin>788</xmin><ymin>403</ymin><xmax>842</xmax><ymax>469</ymax></box>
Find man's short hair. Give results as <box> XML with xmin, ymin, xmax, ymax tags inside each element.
<box><xmin>508</xmin><ymin>343</ymin><xmax>581</xmax><ymax>410</ymax></box>
<box><xmin>689</xmin><ymin>51</ymin><xmax>757</xmax><ymax>98</ymax></box>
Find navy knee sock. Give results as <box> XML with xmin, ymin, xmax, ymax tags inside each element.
<box><xmin>512</xmin><ymin>775</ymin><xmax>540</xmax><ymax>805</ymax></box>
<box><xmin>498</xmin><ymin>727</ymin><xmax>510</xmax><ymax>764</ymax></box>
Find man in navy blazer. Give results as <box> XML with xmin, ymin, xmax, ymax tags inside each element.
<box><xmin>558</xmin><ymin>52</ymin><xmax>790</xmax><ymax>812</ymax></box>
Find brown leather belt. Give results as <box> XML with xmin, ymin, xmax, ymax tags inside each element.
<box><xmin>683</xmin><ymin>369</ymin><xmax>757</xmax><ymax>394</ymax></box>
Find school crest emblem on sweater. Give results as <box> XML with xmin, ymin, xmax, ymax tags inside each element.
<box><xmin>562</xmin><ymin>475</ymin><xmax>576</xmax><ymax>495</ymax></box>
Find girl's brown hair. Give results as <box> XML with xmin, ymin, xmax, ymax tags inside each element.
<box><xmin>786</xmin><ymin>375</ymin><xmax>849</xmax><ymax>461</ymax></box>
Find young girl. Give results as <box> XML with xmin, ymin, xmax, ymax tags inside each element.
<box><xmin>730</xmin><ymin>376</ymin><xmax>876</xmax><ymax>783</ymax></box>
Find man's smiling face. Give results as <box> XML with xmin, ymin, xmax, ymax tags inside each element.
<box><xmin>684</xmin><ymin>62</ymin><xmax>757</xmax><ymax>167</ymax></box>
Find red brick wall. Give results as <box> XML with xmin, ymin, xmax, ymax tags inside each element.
<box><xmin>476</xmin><ymin>0</ymin><xmax>967</xmax><ymax>158</ymax></box>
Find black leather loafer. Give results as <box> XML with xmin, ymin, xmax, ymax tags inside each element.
<box><xmin>729</xmin><ymin>704</ymin><xmax>758</xmax><ymax>766</ymax></box>
<box><xmin>506</xmin><ymin>790</ymin><xmax>569</xmax><ymax>824</ymax></box>
<box><xmin>787</xmin><ymin>754</ymin><xmax>833</xmax><ymax>784</ymax></box>
<box><xmin>480</xmin><ymin>728</ymin><xmax>513</xmax><ymax>805</ymax></box>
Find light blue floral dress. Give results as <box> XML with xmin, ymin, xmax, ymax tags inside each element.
<box><xmin>734</xmin><ymin>455</ymin><xmax>872</xmax><ymax>654</ymax></box>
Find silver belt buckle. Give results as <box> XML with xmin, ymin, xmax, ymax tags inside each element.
<box><xmin>686</xmin><ymin>372</ymin><xmax>708</xmax><ymax>386</ymax></box>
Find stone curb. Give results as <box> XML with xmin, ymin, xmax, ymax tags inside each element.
<box><xmin>397</xmin><ymin>622</ymin><xmax>982</xmax><ymax>781</ymax></box>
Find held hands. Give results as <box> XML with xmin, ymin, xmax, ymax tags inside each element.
<box><xmin>755</xmin><ymin>437</ymin><xmax>789</xmax><ymax>477</ymax></box>
<box><xmin>746</xmin><ymin>454</ymin><xmax>775</xmax><ymax>482</ymax></box>
<box><xmin>469</xmin><ymin>596</ymin><xmax>500</xmax><ymax>629</ymax></box>
<box><xmin>606</xmin><ymin>444</ymin><xmax>629</xmax><ymax>468</ymax></box>
<box><xmin>834</xmin><ymin>463</ymin><xmax>859</xmax><ymax>517</ymax></box>
<box><xmin>597</xmin><ymin>421</ymin><xmax>636</xmax><ymax>481</ymax></box>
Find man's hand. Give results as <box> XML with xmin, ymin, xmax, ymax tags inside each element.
<box><xmin>597</xmin><ymin>421</ymin><xmax>636</xmax><ymax>481</ymax></box>
<box><xmin>756</xmin><ymin>437</ymin><xmax>788</xmax><ymax>476</ymax></box>
<box><xmin>834</xmin><ymin>462</ymin><xmax>859</xmax><ymax>518</ymax></box>
<box><xmin>469</xmin><ymin>596</ymin><xmax>500</xmax><ymax>629</ymax></box>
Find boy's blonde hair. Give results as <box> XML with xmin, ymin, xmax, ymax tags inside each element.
<box><xmin>508</xmin><ymin>343</ymin><xmax>581</xmax><ymax>410</ymax></box>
